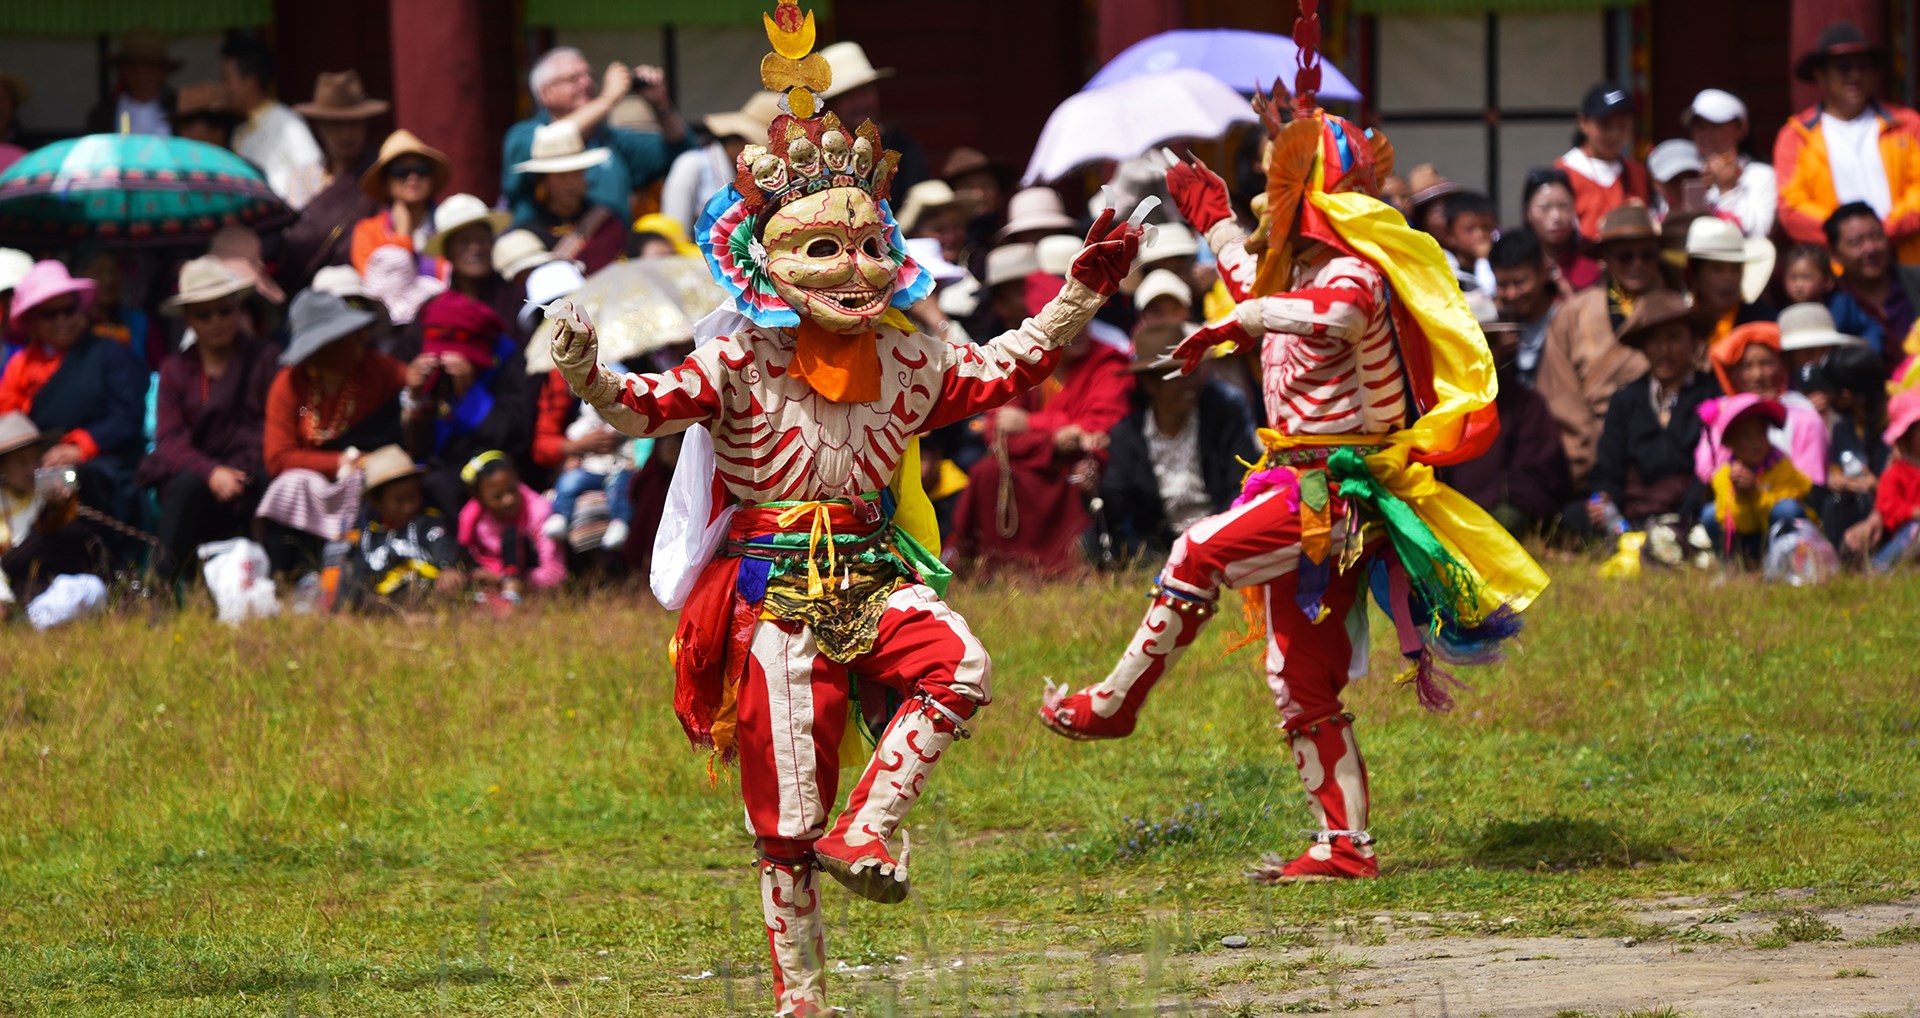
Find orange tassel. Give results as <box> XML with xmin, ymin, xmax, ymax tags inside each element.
<box><xmin>1220</xmin><ymin>586</ymin><xmax>1268</xmax><ymax>656</ymax></box>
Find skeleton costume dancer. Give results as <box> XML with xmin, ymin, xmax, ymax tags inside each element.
<box><xmin>1039</xmin><ymin>4</ymin><xmax>1549</xmax><ymax>883</ymax></box>
<box><xmin>548</xmin><ymin>5</ymin><xmax>1141</xmax><ymax>1013</ymax></box>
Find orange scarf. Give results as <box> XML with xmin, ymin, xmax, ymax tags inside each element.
<box><xmin>788</xmin><ymin>319</ymin><xmax>881</xmax><ymax>403</ymax></box>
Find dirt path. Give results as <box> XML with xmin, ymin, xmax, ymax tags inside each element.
<box><xmin>1242</xmin><ymin>898</ymin><xmax>1920</xmax><ymax>1017</ymax></box>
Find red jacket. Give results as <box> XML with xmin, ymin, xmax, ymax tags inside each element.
<box><xmin>1554</xmin><ymin>153</ymin><xmax>1651</xmax><ymax>244</ymax></box>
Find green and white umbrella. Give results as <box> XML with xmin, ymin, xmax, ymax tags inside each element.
<box><xmin>0</xmin><ymin>133</ymin><xmax>292</xmax><ymax>247</ymax></box>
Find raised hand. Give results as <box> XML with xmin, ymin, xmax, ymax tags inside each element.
<box><xmin>548</xmin><ymin>300</ymin><xmax>617</xmax><ymax>406</ymax></box>
<box><xmin>1068</xmin><ymin>208</ymin><xmax>1145</xmax><ymax>296</ymax></box>
<box><xmin>1166</xmin><ymin>155</ymin><xmax>1234</xmax><ymax>233</ymax></box>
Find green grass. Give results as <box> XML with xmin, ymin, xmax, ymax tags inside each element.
<box><xmin>2</xmin><ymin>566</ymin><xmax>1917</xmax><ymax>1015</ymax></box>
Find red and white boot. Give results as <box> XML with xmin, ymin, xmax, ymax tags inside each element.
<box><xmin>1039</xmin><ymin>576</ymin><xmax>1216</xmax><ymax>740</ymax></box>
<box><xmin>760</xmin><ymin>854</ymin><xmax>834</xmax><ymax>1016</ymax></box>
<box><xmin>813</xmin><ymin>695</ymin><xmax>966</xmax><ymax>904</ymax></box>
<box><xmin>1250</xmin><ymin>713</ymin><xmax>1379</xmax><ymax>883</ymax></box>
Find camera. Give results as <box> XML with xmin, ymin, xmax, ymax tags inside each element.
<box><xmin>34</xmin><ymin>466</ymin><xmax>77</xmax><ymax>500</ymax></box>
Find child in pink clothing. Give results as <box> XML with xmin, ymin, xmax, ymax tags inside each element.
<box><xmin>457</xmin><ymin>451</ymin><xmax>565</xmax><ymax>603</ymax></box>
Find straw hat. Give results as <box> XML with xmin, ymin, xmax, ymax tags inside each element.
<box><xmin>162</xmin><ymin>256</ymin><xmax>252</xmax><ymax>312</ymax></box>
<box><xmin>492</xmin><ymin>229</ymin><xmax>557</xmax><ymax>280</ymax></box>
<box><xmin>294</xmin><ymin>70</ymin><xmax>390</xmax><ymax>121</ymax></box>
<box><xmin>511</xmin><ymin>121</ymin><xmax>612</xmax><ymax>175</ymax></box>
<box><xmin>359</xmin><ymin>129</ymin><xmax>451</xmax><ymax>201</ymax></box>
<box><xmin>360</xmin><ymin>444</ymin><xmax>425</xmax><ymax>492</ymax></box>
<box><xmin>111</xmin><ymin>28</ymin><xmax>183</xmax><ymax>70</ymax></box>
<box><xmin>1616</xmin><ymin>289</ymin><xmax>1706</xmax><ymax>349</ymax></box>
<box><xmin>1134</xmin><ymin>268</ymin><xmax>1192</xmax><ymax>314</ymax></box>
<box><xmin>817</xmin><ymin>41</ymin><xmax>894</xmax><ymax>100</ymax></box>
<box><xmin>982</xmin><ymin>243</ymin><xmax>1039</xmax><ymax>289</ymax></box>
<box><xmin>11</xmin><ymin>260</ymin><xmax>97</xmax><ymax>319</ymax></box>
<box><xmin>1590</xmin><ymin>203</ymin><xmax>1659</xmax><ymax>258</ymax></box>
<box><xmin>424</xmin><ymin>194</ymin><xmax>514</xmax><ymax>257</ymax></box>
<box><xmin>0</xmin><ymin>412</ymin><xmax>45</xmax><ymax>458</ymax></box>
<box><xmin>281</xmin><ymin>288</ymin><xmax>379</xmax><ymax>366</ymax></box>
<box><xmin>1776</xmin><ymin>302</ymin><xmax>1869</xmax><ymax>352</ymax></box>
<box><xmin>703</xmin><ymin>91</ymin><xmax>783</xmax><ymax>142</ymax></box>
<box><xmin>995</xmin><ymin>187</ymin><xmax>1079</xmax><ymax>242</ymax></box>
<box><xmin>1406</xmin><ymin>164</ymin><xmax>1461</xmax><ymax>212</ymax></box>
<box><xmin>1684</xmin><ymin>215</ymin><xmax>1775</xmax><ymax>304</ymax></box>
<box><xmin>895</xmin><ymin>180</ymin><xmax>974</xmax><ymax>235</ymax></box>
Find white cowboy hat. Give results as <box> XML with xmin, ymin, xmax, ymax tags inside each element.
<box><xmin>817</xmin><ymin>42</ymin><xmax>894</xmax><ymax>100</ymax></box>
<box><xmin>492</xmin><ymin>228</ymin><xmax>558</xmax><ymax>281</ymax></box>
<box><xmin>704</xmin><ymin>91</ymin><xmax>784</xmax><ymax>142</ymax></box>
<box><xmin>162</xmin><ymin>256</ymin><xmax>253</xmax><ymax>312</ymax></box>
<box><xmin>983</xmin><ymin>243</ymin><xmax>1038</xmax><ymax>289</ymax></box>
<box><xmin>511</xmin><ymin>121</ymin><xmax>613</xmax><ymax>176</ymax></box>
<box><xmin>424</xmin><ymin>193</ymin><xmax>514</xmax><ymax>257</ymax></box>
<box><xmin>1685</xmin><ymin>215</ymin><xmax>1775</xmax><ymax>304</ymax></box>
<box><xmin>994</xmin><ymin>187</ymin><xmax>1079</xmax><ymax>242</ymax></box>
<box><xmin>1133</xmin><ymin>268</ymin><xmax>1192</xmax><ymax>313</ymax></box>
<box><xmin>1777</xmin><ymin>302</ymin><xmax>1869</xmax><ymax>351</ymax></box>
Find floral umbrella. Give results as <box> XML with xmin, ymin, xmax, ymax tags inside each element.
<box><xmin>0</xmin><ymin>134</ymin><xmax>292</xmax><ymax>247</ymax></box>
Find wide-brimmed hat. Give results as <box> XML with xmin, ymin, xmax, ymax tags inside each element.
<box><xmin>424</xmin><ymin>193</ymin><xmax>513</xmax><ymax>257</ymax></box>
<box><xmin>1035</xmin><ymin>234</ymin><xmax>1081</xmax><ymax>277</ymax></box>
<box><xmin>360</xmin><ymin>444</ymin><xmax>424</xmax><ymax>493</ymax></box>
<box><xmin>294</xmin><ymin>69</ymin><xmax>390</xmax><ymax>121</ymax></box>
<box><xmin>1128</xmin><ymin>322</ymin><xmax>1188</xmax><ymax>373</ymax></box>
<box><xmin>172</xmin><ymin>81</ymin><xmax>238</xmax><ymax>123</ymax></box>
<box><xmin>162</xmin><ymin>256</ymin><xmax>252</xmax><ymax>312</ymax></box>
<box><xmin>310</xmin><ymin>264</ymin><xmax>374</xmax><ymax>304</ymax></box>
<box><xmin>994</xmin><ymin>187</ymin><xmax>1079</xmax><ymax>242</ymax></box>
<box><xmin>0</xmin><ymin>248</ymin><xmax>32</xmax><ymax>292</ymax></box>
<box><xmin>1686</xmin><ymin>215</ymin><xmax>1775</xmax><ymax>303</ymax></box>
<box><xmin>360</xmin><ymin>129</ymin><xmax>451</xmax><ymax>201</ymax></box>
<box><xmin>1647</xmin><ymin>139</ymin><xmax>1702</xmax><ymax>184</ymax></box>
<box><xmin>111</xmin><ymin>28</ymin><xmax>183</xmax><ymax>70</ymax></box>
<box><xmin>492</xmin><ymin>228</ymin><xmax>557</xmax><ymax>280</ymax></box>
<box><xmin>1138</xmin><ymin>222</ymin><xmax>1199</xmax><ymax>264</ymax></box>
<box><xmin>1683</xmin><ymin>88</ymin><xmax>1748</xmax><ymax>126</ymax></box>
<box><xmin>896</xmin><ymin>179</ymin><xmax>974</xmax><ymax>236</ymax></box>
<box><xmin>983</xmin><ymin>243</ymin><xmax>1038</xmax><ymax>289</ymax></box>
<box><xmin>904</xmin><ymin>237</ymin><xmax>965</xmax><ymax>285</ymax></box>
<box><xmin>1884</xmin><ymin>390</ymin><xmax>1920</xmax><ymax>448</ymax></box>
<box><xmin>209</xmin><ymin>223</ymin><xmax>286</xmax><ymax>303</ymax></box>
<box><xmin>1134</xmin><ymin>268</ymin><xmax>1192</xmax><ymax>313</ymax></box>
<box><xmin>511</xmin><ymin>121</ymin><xmax>612</xmax><ymax>176</ymax></box>
<box><xmin>361</xmin><ymin>245</ymin><xmax>446</xmax><ymax>326</ymax></box>
<box><xmin>1777</xmin><ymin>301</ymin><xmax>1870</xmax><ymax>352</ymax></box>
<box><xmin>1406</xmin><ymin>163</ymin><xmax>1460</xmax><ymax>212</ymax></box>
<box><xmin>818</xmin><ymin>41</ymin><xmax>894</xmax><ymax>100</ymax></box>
<box><xmin>703</xmin><ymin>90</ymin><xmax>782</xmax><ymax>142</ymax></box>
<box><xmin>942</xmin><ymin>146</ymin><xmax>1000</xmax><ymax>182</ymax></box>
<box><xmin>281</xmin><ymin>288</ymin><xmax>379</xmax><ymax>366</ymax></box>
<box><xmin>1616</xmin><ymin>289</ymin><xmax>1705</xmax><ymax>348</ymax></box>
<box><xmin>1590</xmin><ymin>203</ymin><xmax>1660</xmax><ymax>258</ymax></box>
<box><xmin>12</xmin><ymin>260</ymin><xmax>97</xmax><ymax>319</ymax></box>
<box><xmin>1702</xmin><ymin>392</ymin><xmax>1787</xmax><ymax>450</ymax></box>
<box><xmin>0</xmin><ymin>412</ymin><xmax>45</xmax><ymax>458</ymax></box>
<box><xmin>1796</xmin><ymin>21</ymin><xmax>1888</xmax><ymax>83</ymax></box>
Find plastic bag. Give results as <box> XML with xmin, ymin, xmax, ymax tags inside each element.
<box><xmin>199</xmin><ymin>538</ymin><xmax>280</xmax><ymax>624</ymax></box>
<box><xmin>1764</xmin><ymin>518</ymin><xmax>1840</xmax><ymax>587</ymax></box>
<box><xmin>25</xmin><ymin>574</ymin><xmax>107</xmax><ymax>630</ymax></box>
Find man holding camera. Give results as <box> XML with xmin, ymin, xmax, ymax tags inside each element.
<box><xmin>501</xmin><ymin>48</ymin><xmax>690</xmax><ymax>226</ymax></box>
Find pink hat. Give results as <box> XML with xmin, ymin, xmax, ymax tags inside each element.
<box><xmin>10</xmin><ymin>260</ymin><xmax>97</xmax><ymax>320</ymax></box>
<box><xmin>1884</xmin><ymin>389</ymin><xmax>1920</xmax><ymax>448</ymax></box>
<box><xmin>361</xmin><ymin>244</ymin><xmax>446</xmax><ymax>326</ymax></box>
<box><xmin>1699</xmin><ymin>392</ymin><xmax>1786</xmax><ymax>450</ymax></box>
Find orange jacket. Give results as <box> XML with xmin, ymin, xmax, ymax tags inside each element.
<box><xmin>1554</xmin><ymin>153</ymin><xmax>1649</xmax><ymax>243</ymax></box>
<box><xmin>1775</xmin><ymin>101</ymin><xmax>1920</xmax><ymax>263</ymax></box>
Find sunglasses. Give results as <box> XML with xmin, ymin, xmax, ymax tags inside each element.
<box><xmin>187</xmin><ymin>302</ymin><xmax>239</xmax><ymax>322</ymax></box>
<box><xmin>387</xmin><ymin>160</ymin><xmax>435</xmax><ymax>180</ymax></box>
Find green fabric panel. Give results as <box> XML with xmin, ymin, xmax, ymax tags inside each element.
<box><xmin>1353</xmin><ymin>0</ymin><xmax>1640</xmax><ymax>14</ymax></box>
<box><xmin>0</xmin><ymin>0</ymin><xmax>270</xmax><ymax>34</ymax></box>
<box><xmin>527</xmin><ymin>0</ymin><xmax>833</xmax><ymax>28</ymax></box>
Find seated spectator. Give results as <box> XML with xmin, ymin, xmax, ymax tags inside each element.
<box><xmin>412</xmin><ymin>291</ymin><xmax>539</xmax><ymax>516</ymax></box>
<box><xmin>257</xmin><ymin>290</ymin><xmax>428</xmax><ymax>574</ymax></box>
<box><xmin>1797</xmin><ymin>341</ymin><xmax>1889</xmax><ymax>555</ymax></box>
<box><xmin>1776</xmin><ymin>22</ymin><xmax>1920</xmax><ymax>265</ymax></box>
<box><xmin>138</xmin><ymin>258</ymin><xmax>281</xmax><ymax>586</ymax></box>
<box><xmin>1134</xmin><ymin>269</ymin><xmax>1192</xmax><ymax>328</ymax></box>
<box><xmin>1685</xmin><ymin>216</ymin><xmax>1777</xmax><ymax>343</ymax></box>
<box><xmin>335</xmin><ymin>444</ymin><xmax>462</xmax><ymax>613</ymax></box>
<box><xmin>1700</xmin><ymin>321</ymin><xmax>1827</xmax><ymax>484</ymax></box>
<box><xmin>1523</xmin><ymin>168</ymin><xmax>1603</xmax><ymax>294</ymax></box>
<box><xmin>458</xmin><ymin>450</ymin><xmax>564</xmax><ymax>606</ymax></box>
<box><xmin>1490</xmin><ymin>229</ymin><xmax>1560</xmax><ymax>387</ymax></box>
<box><xmin>975</xmin><ymin>242</ymin><xmax>1038</xmax><ymax>335</ymax></box>
<box><xmin>492</xmin><ymin>228</ymin><xmax>559</xmax><ymax>291</ymax></box>
<box><xmin>1556</xmin><ymin>83</ymin><xmax>1650</xmax><ymax>242</ymax></box>
<box><xmin>1647</xmin><ymin>139</ymin><xmax>1703</xmax><ymax>220</ymax></box>
<box><xmin>897</xmin><ymin>180</ymin><xmax>974</xmax><ymax>267</ymax></box>
<box><xmin>951</xmin><ymin>272</ymin><xmax>1134</xmax><ymax>576</ymax></box>
<box><xmin>1404</xmin><ymin>164</ymin><xmax>1457</xmax><ymax>238</ymax></box>
<box><xmin>169</xmin><ymin>81</ymin><xmax>241</xmax><ymax>149</ymax></box>
<box><xmin>1537</xmin><ymin>204</ymin><xmax>1662</xmax><ymax>489</ymax></box>
<box><xmin>503</xmin><ymin>47</ymin><xmax>688</xmax><ymax>225</ymax></box>
<box><xmin>281</xmin><ymin>70</ymin><xmax>387</xmax><ymax>291</ymax></box>
<box><xmin>1446</xmin><ymin>317</ymin><xmax>1571</xmax><ymax>537</ymax></box>
<box><xmin>1823</xmin><ymin>202</ymin><xmax>1920</xmax><ymax>361</ymax></box>
<box><xmin>510</xmin><ymin>124</ymin><xmax>625</xmax><ymax>276</ymax></box>
<box><xmin>660</xmin><ymin>90</ymin><xmax>780</xmax><ymax>233</ymax></box>
<box><xmin>221</xmin><ymin>34</ymin><xmax>323</xmax><ymax>209</ymax></box>
<box><xmin>549</xmin><ymin>400</ymin><xmax>638</xmax><ymax>552</ymax></box>
<box><xmin>1779</xmin><ymin>243</ymin><xmax>1835</xmax><ymax>307</ymax></box>
<box><xmin>351</xmin><ymin>129</ymin><xmax>451</xmax><ymax>276</ymax></box>
<box><xmin>1870</xmin><ymin>390</ymin><xmax>1920</xmax><ymax>570</ymax></box>
<box><xmin>1686</xmin><ymin>88</ymin><xmax>1777</xmax><ymax>240</ymax></box>
<box><xmin>427</xmin><ymin>194</ymin><xmax>520</xmax><ymax>333</ymax></box>
<box><xmin>944</xmin><ymin>146</ymin><xmax>1012</xmax><ymax>252</ymax></box>
<box><xmin>1588</xmin><ymin>290</ymin><xmax>1719</xmax><ymax>532</ymax></box>
<box><xmin>0</xmin><ymin>261</ymin><xmax>146</xmax><ymax>526</ymax></box>
<box><xmin>74</xmin><ymin>249</ymin><xmax>160</xmax><ymax>368</ymax></box>
<box><xmin>1699</xmin><ymin>394</ymin><xmax>1812</xmax><ymax>560</ymax></box>
<box><xmin>0</xmin><ymin>413</ymin><xmax>115</xmax><ymax>617</ymax></box>
<box><xmin>1437</xmin><ymin>191</ymin><xmax>1497</xmax><ymax>294</ymax></box>
<box><xmin>360</xmin><ymin>246</ymin><xmax>446</xmax><ymax>361</ymax></box>
<box><xmin>994</xmin><ymin>187</ymin><xmax>1080</xmax><ymax>246</ymax></box>
<box><xmin>1098</xmin><ymin>323</ymin><xmax>1257</xmax><ymax>556</ymax></box>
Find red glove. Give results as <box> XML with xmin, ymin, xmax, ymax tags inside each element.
<box><xmin>1068</xmin><ymin>208</ymin><xmax>1144</xmax><ymax>296</ymax></box>
<box><xmin>1163</xmin><ymin>314</ymin><xmax>1257</xmax><ymax>377</ymax></box>
<box><xmin>1166</xmin><ymin>157</ymin><xmax>1234</xmax><ymax>233</ymax></box>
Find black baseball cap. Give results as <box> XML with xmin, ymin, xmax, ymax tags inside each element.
<box><xmin>1581</xmin><ymin>82</ymin><xmax>1634</xmax><ymax>120</ymax></box>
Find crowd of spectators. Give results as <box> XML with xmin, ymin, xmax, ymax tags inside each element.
<box><xmin>2</xmin><ymin>21</ymin><xmax>1918</xmax><ymax>625</ymax></box>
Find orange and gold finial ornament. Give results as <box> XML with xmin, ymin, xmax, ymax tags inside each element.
<box><xmin>1292</xmin><ymin>0</ymin><xmax>1323</xmax><ymax>118</ymax></box>
<box><xmin>761</xmin><ymin>0</ymin><xmax>829</xmax><ymax>118</ymax></box>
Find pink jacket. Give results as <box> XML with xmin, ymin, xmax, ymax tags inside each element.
<box><xmin>457</xmin><ymin>483</ymin><xmax>567</xmax><ymax>590</ymax></box>
<box><xmin>1693</xmin><ymin>395</ymin><xmax>1829</xmax><ymax>486</ymax></box>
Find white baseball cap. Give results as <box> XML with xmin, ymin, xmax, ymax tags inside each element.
<box><xmin>1647</xmin><ymin>139</ymin><xmax>1703</xmax><ymax>184</ymax></box>
<box><xmin>1683</xmin><ymin>88</ymin><xmax>1748</xmax><ymax>126</ymax></box>
<box><xmin>1133</xmin><ymin>268</ymin><xmax>1192</xmax><ymax>313</ymax></box>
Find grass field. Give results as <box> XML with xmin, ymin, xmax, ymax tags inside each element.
<box><xmin>1</xmin><ymin>563</ymin><xmax>1917</xmax><ymax>1016</ymax></box>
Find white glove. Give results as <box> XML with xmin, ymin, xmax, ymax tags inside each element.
<box><xmin>545</xmin><ymin>299</ymin><xmax>618</xmax><ymax>408</ymax></box>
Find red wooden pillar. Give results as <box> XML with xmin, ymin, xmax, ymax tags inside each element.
<box><xmin>1788</xmin><ymin>0</ymin><xmax>1885</xmax><ymax>110</ymax></box>
<box><xmin>1098</xmin><ymin>0</ymin><xmax>1183</xmax><ymax>65</ymax></box>
<box><xmin>389</xmin><ymin>0</ymin><xmax>494</xmax><ymax>200</ymax></box>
